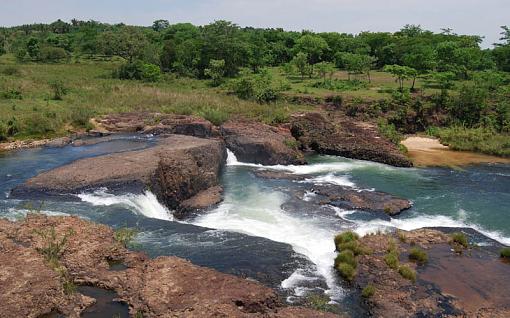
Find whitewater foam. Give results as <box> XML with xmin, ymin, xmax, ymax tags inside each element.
<box><xmin>77</xmin><ymin>189</ymin><xmax>173</xmax><ymax>221</ymax></box>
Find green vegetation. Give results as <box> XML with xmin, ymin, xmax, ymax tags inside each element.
<box><xmin>0</xmin><ymin>19</ymin><xmax>509</xmax><ymax>157</ymax></box>
<box><xmin>408</xmin><ymin>247</ymin><xmax>428</xmax><ymax>264</ymax></box>
<box><xmin>334</xmin><ymin>231</ymin><xmax>360</xmax><ymax>250</ymax></box>
<box><xmin>337</xmin><ymin>262</ymin><xmax>357</xmax><ymax>281</ymax></box>
<box><xmin>450</xmin><ymin>232</ymin><xmax>469</xmax><ymax>248</ymax></box>
<box><xmin>306</xmin><ymin>294</ymin><xmax>338</xmax><ymax>313</ymax></box>
<box><xmin>398</xmin><ymin>265</ymin><xmax>417</xmax><ymax>282</ymax></box>
<box><xmin>384</xmin><ymin>250</ymin><xmax>400</xmax><ymax>270</ymax></box>
<box><xmin>500</xmin><ymin>247</ymin><xmax>510</xmax><ymax>259</ymax></box>
<box><xmin>361</xmin><ymin>284</ymin><xmax>376</xmax><ymax>298</ymax></box>
<box><xmin>333</xmin><ymin>231</ymin><xmax>369</xmax><ymax>281</ymax></box>
<box><xmin>114</xmin><ymin>227</ymin><xmax>138</xmax><ymax>248</ymax></box>
<box><xmin>335</xmin><ymin>250</ymin><xmax>357</xmax><ymax>269</ymax></box>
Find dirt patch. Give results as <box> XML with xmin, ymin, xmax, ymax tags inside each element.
<box><xmin>401</xmin><ymin>136</ymin><xmax>510</xmax><ymax>167</ymax></box>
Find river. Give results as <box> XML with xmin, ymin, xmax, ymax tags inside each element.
<box><xmin>1</xmin><ymin>136</ymin><xmax>509</xmax><ymax>313</ymax></box>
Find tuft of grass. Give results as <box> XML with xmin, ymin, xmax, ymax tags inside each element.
<box><xmin>306</xmin><ymin>294</ymin><xmax>337</xmax><ymax>313</ymax></box>
<box><xmin>283</xmin><ymin>138</ymin><xmax>299</xmax><ymax>149</ymax></box>
<box><xmin>361</xmin><ymin>284</ymin><xmax>376</xmax><ymax>298</ymax></box>
<box><xmin>398</xmin><ymin>265</ymin><xmax>417</xmax><ymax>282</ymax></box>
<box><xmin>334</xmin><ymin>231</ymin><xmax>359</xmax><ymax>251</ymax></box>
<box><xmin>114</xmin><ymin>227</ymin><xmax>138</xmax><ymax>248</ymax></box>
<box><xmin>397</xmin><ymin>230</ymin><xmax>407</xmax><ymax>243</ymax></box>
<box><xmin>450</xmin><ymin>232</ymin><xmax>469</xmax><ymax>249</ymax></box>
<box><xmin>34</xmin><ymin>226</ymin><xmax>75</xmax><ymax>267</ymax></box>
<box><xmin>336</xmin><ymin>262</ymin><xmax>356</xmax><ymax>281</ymax></box>
<box><xmin>198</xmin><ymin>107</ymin><xmax>230</xmax><ymax>126</ymax></box>
<box><xmin>384</xmin><ymin>250</ymin><xmax>400</xmax><ymax>270</ymax></box>
<box><xmin>408</xmin><ymin>247</ymin><xmax>428</xmax><ymax>264</ymax></box>
<box><xmin>335</xmin><ymin>250</ymin><xmax>357</xmax><ymax>269</ymax></box>
<box><xmin>500</xmin><ymin>247</ymin><xmax>510</xmax><ymax>259</ymax></box>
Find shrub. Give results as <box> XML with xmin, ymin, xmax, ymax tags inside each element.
<box><xmin>141</xmin><ymin>63</ymin><xmax>162</xmax><ymax>82</ymax></box>
<box><xmin>378</xmin><ymin>119</ymin><xmax>403</xmax><ymax>145</ymax></box>
<box><xmin>384</xmin><ymin>250</ymin><xmax>400</xmax><ymax>270</ymax></box>
<box><xmin>450</xmin><ymin>232</ymin><xmax>469</xmax><ymax>248</ymax></box>
<box><xmin>2</xmin><ymin>88</ymin><xmax>23</xmax><ymax>100</ymax></box>
<box><xmin>362</xmin><ymin>284</ymin><xmax>376</xmax><ymax>298</ymax></box>
<box><xmin>500</xmin><ymin>247</ymin><xmax>510</xmax><ymax>259</ymax></box>
<box><xmin>306</xmin><ymin>294</ymin><xmax>337</xmax><ymax>313</ymax></box>
<box><xmin>24</xmin><ymin>113</ymin><xmax>58</xmax><ymax>135</ymax></box>
<box><xmin>398</xmin><ymin>265</ymin><xmax>417</xmax><ymax>282</ymax></box>
<box><xmin>118</xmin><ymin>61</ymin><xmax>144</xmax><ymax>80</ymax></box>
<box><xmin>408</xmin><ymin>247</ymin><xmax>428</xmax><ymax>264</ymax></box>
<box><xmin>0</xmin><ymin>121</ymin><xmax>7</xmax><ymax>141</ymax></box>
<box><xmin>39</xmin><ymin>46</ymin><xmax>68</xmax><ymax>62</ymax></box>
<box><xmin>230</xmin><ymin>70</ymin><xmax>280</xmax><ymax>103</ymax></box>
<box><xmin>283</xmin><ymin>139</ymin><xmax>299</xmax><ymax>149</ymax></box>
<box><xmin>49</xmin><ymin>80</ymin><xmax>68</xmax><ymax>100</ymax></box>
<box><xmin>69</xmin><ymin>106</ymin><xmax>94</xmax><ymax>129</ymax></box>
<box><xmin>34</xmin><ymin>226</ymin><xmax>75</xmax><ymax>267</ymax></box>
<box><xmin>335</xmin><ymin>250</ymin><xmax>357</xmax><ymax>269</ymax></box>
<box><xmin>334</xmin><ymin>231</ymin><xmax>359</xmax><ymax>250</ymax></box>
<box><xmin>336</xmin><ymin>262</ymin><xmax>356</xmax><ymax>281</ymax></box>
<box><xmin>114</xmin><ymin>227</ymin><xmax>138</xmax><ymax>248</ymax></box>
<box><xmin>199</xmin><ymin>107</ymin><xmax>229</xmax><ymax>126</ymax></box>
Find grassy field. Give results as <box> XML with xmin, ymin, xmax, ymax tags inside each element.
<box><xmin>0</xmin><ymin>55</ymin><xmax>312</xmax><ymax>140</ymax></box>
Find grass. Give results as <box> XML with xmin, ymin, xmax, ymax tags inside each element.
<box><xmin>306</xmin><ymin>294</ymin><xmax>338</xmax><ymax>313</ymax></box>
<box><xmin>334</xmin><ymin>231</ymin><xmax>359</xmax><ymax>251</ymax></box>
<box><xmin>500</xmin><ymin>247</ymin><xmax>510</xmax><ymax>259</ymax></box>
<box><xmin>335</xmin><ymin>250</ymin><xmax>357</xmax><ymax>269</ymax></box>
<box><xmin>334</xmin><ymin>231</ymin><xmax>365</xmax><ymax>281</ymax></box>
<box><xmin>432</xmin><ymin>126</ymin><xmax>510</xmax><ymax>157</ymax></box>
<box><xmin>114</xmin><ymin>227</ymin><xmax>138</xmax><ymax>248</ymax></box>
<box><xmin>361</xmin><ymin>284</ymin><xmax>376</xmax><ymax>298</ymax></box>
<box><xmin>337</xmin><ymin>262</ymin><xmax>357</xmax><ymax>281</ymax></box>
<box><xmin>384</xmin><ymin>250</ymin><xmax>400</xmax><ymax>270</ymax></box>
<box><xmin>0</xmin><ymin>55</ymin><xmax>311</xmax><ymax>141</ymax></box>
<box><xmin>408</xmin><ymin>247</ymin><xmax>428</xmax><ymax>264</ymax></box>
<box><xmin>398</xmin><ymin>265</ymin><xmax>417</xmax><ymax>282</ymax></box>
<box><xmin>450</xmin><ymin>232</ymin><xmax>469</xmax><ymax>248</ymax></box>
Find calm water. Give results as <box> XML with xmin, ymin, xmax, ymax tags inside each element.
<box><xmin>1</xmin><ymin>138</ymin><xmax>509</xmax><ymax>312</ymax></box>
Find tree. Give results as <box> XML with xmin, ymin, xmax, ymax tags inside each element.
<box><xmin>341</xmin><ymin>53</ymin><xmax>376</xmax><ymax>82</ymax></box>
<box><xmin>0</xmin><ymin>35</ymin><xmax>6</xmax><ymax>56</ymax></box>
<box><xmin>291</xmin><ymin>52</ymin><xmax>310</xmax><ymax>80</ymax></box>
<box><xmin>294</xmin><ymin>34</ymin><xmax>329</xmax><ymax>76</ymax></box>
<box><xmin>384</xmin><ymin>65</ymin><xmax>418</xmax><ymax>91</ymax></box>
<box><xmin>26</xmin><ymin>37</ymin><xmax>40</xmax><ymax>59</ymax></box>
<box><xmin>204</xmin><ymin>59</ymin><xmax>226</xmax><ymax>86</ymax></box>
<box><xmin>97</xmin><ymin>27</ymin><xmax>150</xmax><ymax>62</ymax></box>
<box><xmin>315</xmin><ymin>62</ymin><xmax>336</xmax><ymax>82</ymax></box>
<box><xmin>152</xmin><ymin>20</ymin><xmax>170</xmax><ymax>32</ymax></box>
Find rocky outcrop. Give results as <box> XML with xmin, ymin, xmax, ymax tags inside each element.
<box><xmin>98</xmin><ymin>112</ymin><xmax>214</xmax><ymax>138</ymax></box>
<box><xmin>291</xmin><ymin>112</ymin><xmax>413</xmax><ymax>167</ymax></box>
<box><xmin>313</xmin><ymin>185</ymin><xmax>412</xmax><ymax>216</ymax></box>
<box><xmin>0</xmin><ymin>215</ymin><xmax>337</xmax><ymax>318</ymax></box>
<box><xmin>344</xmin><ymin>229</ymin><xmax>510</xmax><ymax>317</ymax></box>
<box><xmin>11</xmin><ymin>135</ymin><xmax>226</xmax><ymax>216</ymax></box>
<box><xmin>221</xmin><ymin>121</ymin><xmax>306</xmax><ymax>165</ymax></box>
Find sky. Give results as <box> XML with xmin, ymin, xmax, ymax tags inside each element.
<box><xmin>1</xmin><ymin>0</ymin><xmax>508</xmax><ymax>48</ymax></box>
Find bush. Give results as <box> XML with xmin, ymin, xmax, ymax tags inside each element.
<box><xmin>398</xmin><ymin>265</ymin><xmax>417</xmax><ymax>282</ymax></box>
<box><xmin>69</xmin><ymin>106</ymin><xmax>94</xmax><ymax>129</ymax></box>
<box><xmin>141</xmin><ymin>63</ymin><xmax>162</xmax><ymax>82</ymax></box>
<box><xmin>378</xmin><ymin>119</ymin><xmax>403</xmax><ymax>145</ymax></box>
<box><xmin>500</xmin><ymin>247</ymin><xmax>510</xmax><ymax>259</ymax></box>
<box><xmin>39</xmin><ymin>46</ymin><xmax>68</xmax><ymax>62</ymax></box>
<box><xmin>199</xmin><ymin>107</ymin><xmax>229</xmax><ymax>126</ymax></box>
<box><xmin>49</xmin><ymin>80</ymin><xmax>68</xmax><ymax>100</ymax></box>
<box><xmin>362</xmin><ymin>284</ymin><xmax>376</xmax><ymax>298</ymax></box>
<box><xmin>24</xmin><ymin>113</ymin><xmax>58</xmax><ymax>135</ymax></box>
<box><xmin>230</xmin><ymin>70</ymin><xmax>280</xmax><ymax>103</ymax></box>
<box><xmin>118</xmin><ymin>61</ymin><xmax>144</xmax><ymax>80</ymax></box>
<box><xmin>336</xmin><ymin>262</ymin><xmax>356</xmax><ymax>281</ymax></box>
<box><xmin>335</xmin><ymin>250</ymin><xmax>357</xmax><ymax>269</ymax></box>
<box><xmin>306</xmin><ymin>294</ymin><xmax>337</xmax><ymax>313</ymax></box>
<box><xmin>2</xmin><ymin>88</ymin><xmax>23</xmax><ymax>100</ymax></box>
<box><xmin>0</xmin><ymin>121</ymin><xmax>7</xmax><ymax>141</ymax></box>
<box><xmin>408</xmin><ymin>247</ymin><xmax>428</xmax><ymax>264</ymax></box>
<box><xmin>384</xmin><ymin>250</ymin><xmax>400</xmax><ymax>270</ymax></box>
<box><xmin>334</xmin><ymin>231</ymin><xmax>359</xmax><ymax>250</ymax></box>
<box><xmin>450</xmin><ymin>232</ymin><xmax>469</xmax><ymax>248</ymax></box>
<box><xmin>34</xmin><ymin>226</ymin><xmax>75</xmax><ymax>267</ymax></box>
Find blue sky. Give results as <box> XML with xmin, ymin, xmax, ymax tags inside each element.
<box><xmin>1</xmin><ymin>0</ymin><xmax>508</xmax><ymax>47</ymax></box>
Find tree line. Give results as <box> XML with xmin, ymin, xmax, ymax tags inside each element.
<box><xmin>1</xmin><ymin>19</ymin><xmax>509</xmax><ymax>79</ymax></box>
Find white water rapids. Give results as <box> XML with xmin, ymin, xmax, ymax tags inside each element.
<box><xmin>74</xmin><ymin>150</ymin><xmax>510</xmax><ymax>302</ymax></box>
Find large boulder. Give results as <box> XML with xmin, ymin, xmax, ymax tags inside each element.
<box><xmin>11</xmin><ymin>135</ymin><xmax>226</xmax><ymax>215</ymax></box>
<box><xmin>98</xmin><ymin>113</ymin><xmax>214</xmax><ymax>138</ymax></box>
<box><xmin>0</xmin><ymin>215</ymin><xmax>338</xmax><ymax>318</ymax></box>
<box><xmin>221</xmin><ymin>121</ymin><xmax>305</xmax><ymax>165</ymax></box>
<box><xmin>291</xmin><ymin>112</ymin><xmax>413</xmax><ymax>167</ymax></box>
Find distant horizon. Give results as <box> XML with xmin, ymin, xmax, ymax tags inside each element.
<box><xmin>1</xmin><ymin>0</ymin><xmax>508</xmax><ymax>49</ymax></box>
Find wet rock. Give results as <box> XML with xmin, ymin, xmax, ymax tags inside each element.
<box><xmin>312</xmin><ymin>185</ymin><xmax>412</xmax><ymax>216</ymax></box>
<box><xmin>0</xmin><ymin>215</ymin><xmax>337</xmax><ymax>318</ymax></box>
<box><xmin>45</xmin><ymin>136</ymin><xmax>72</xmax><ymax>148</ymax></box>
<box><xmin>11</xmin><ymin>135</ymin><xmax>226</xmax><ymax>213</ymax></box>
<box><xmin>291</xmin><ymin>112</ymin><xmax>413</xmax><ymax>167</ymax></box>
<box><xmin>98</xmin><ymin>112</ymin><xmax>214</xmax><ymax>138</ymax></box>
<box><xmin>221</xmin><ymin>120</ymin><xmax>306</xmax><ymax>165</ymax></box>
<box><xmin>343</xmin><ymin>229</ymin><xmax>510</xmax><ymax>318</ymax></box>
<box><xmin>174</xmin><ymin>186</ymin><xmax>224</xmax><ymax>219</ymax></box>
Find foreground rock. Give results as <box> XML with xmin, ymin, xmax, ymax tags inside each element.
<box><xmin>345</xmin><ymin>228</ymin><xmax>510</xmax><ymax>317</ymax></box>
<box><xmin>0</xmin><ymin>215</ymin><xmax>337</xmax><ymax>318</ymax></box>
<box><xmin>11</xmin><ymin>135</ymin><xmax>226</xmax><ymax>217</ymax></box>
<box><xmin>291</xmin><ymin>112</ymin><xmax>412</xmax><ymax>167</ymax></box>
<box><xmin>98</xmin><ymin>112</ymin><xmax>215</xmax><ymax>138</ymax></box>
<box><xmin>221</xmin><ymin>120</ymin><xmax>305</xmax><ymax>165</ymax></box>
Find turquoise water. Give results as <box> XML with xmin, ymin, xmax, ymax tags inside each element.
<box><xmin>1</xmin><ymin>141</ymin><xmax>509</xmax><ymax>310</ymax></box>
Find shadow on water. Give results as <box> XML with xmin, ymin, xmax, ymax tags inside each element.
<box><xmin>78</xmin><ymin>286</ymin><xmax>129</xmax><ymax>318</ymax></box>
